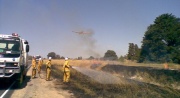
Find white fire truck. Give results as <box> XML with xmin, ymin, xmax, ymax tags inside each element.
<box><xmin>0</xmin><ymin>33</ymin><xmax>30</xmax><ymax>87</ymax></box>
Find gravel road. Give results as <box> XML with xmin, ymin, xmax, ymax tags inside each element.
<box><xmin>10</xmin><ymin>67</ymin><xmax>74</xmax><ymax>98</ymax></box>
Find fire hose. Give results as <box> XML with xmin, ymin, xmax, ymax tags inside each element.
<box><xmin>37</xmin><ymin>64</ymin><xmax>47</xmax><ymax>80</ymax></box>
<box><xmin>37</xmin><ymin>67</ymin><xmax>51</xmax><ymax>80</ymax></box>
<box><xmin>32</xmin><ymin>68</ymin><xmax>44</xmax><ymax>79</ymax></box>
<box><xmin>38</xmin><ymin>69</ymin><xmax>44</xmax><ymax>79</ymax></box>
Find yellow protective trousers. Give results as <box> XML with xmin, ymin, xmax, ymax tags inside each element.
<box><xmin>63</xmin><ymin>71</ymin><xmax>70</xmax><ymax>82</ymax></box>
<box><xmin>46</xmin><ymin>68</ymin><xmax>51</xmax><ymax>81</ymax></box>
<box><xmin>32</xmin><ymin>68</ymin><xmax>36</xmax><ymax>78</ymax></box>
<box><xmin>37</xmin><ymin>65</ymin><xmax>41</xmax><ymax>73</ymax></box>
<box><xmin>38</xmin><ymin>60</ymin><xmax>43</xmax><ymax>73</ymax></box>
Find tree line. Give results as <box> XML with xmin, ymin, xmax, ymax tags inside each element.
<box><xmin>46</xmin><ymin>50</ymin><xmax>118</xmax><ymax>60</ymax></box>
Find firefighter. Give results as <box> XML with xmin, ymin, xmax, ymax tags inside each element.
<box><xmin>32</xmin><ymin>56</ymin><xmax>36</xmax><ymax>78</ymax></box>
<box><xmin>37</xmin><ymin>58</ymin><xmax>43</xmax><ymax>73</ymax></box>
<box><xmin>46</xmin><ymin>57</ymin><xmax>52</xmax><ymax>81</ymax></box>
<box><xmin>63</xmin><ymin>57</ymin><xmax>71</xmax><ymax>83</ymax></box>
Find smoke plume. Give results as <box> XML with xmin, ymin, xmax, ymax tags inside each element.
<box><xmin>74</xmin><ymin>29</ymin><xmax>100</xmax><ymax>58</ymax></box>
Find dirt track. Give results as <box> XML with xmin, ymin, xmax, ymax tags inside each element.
<box><xmin>11</xmin><ymin>67</ymin><xmax>74</xmax><ymax>98</ymax></box>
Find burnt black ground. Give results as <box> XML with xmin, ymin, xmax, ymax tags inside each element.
<box><xmin>45</xmin><ymin>64</ymin><xmax>180</xmax><ymax>98</ymax></box>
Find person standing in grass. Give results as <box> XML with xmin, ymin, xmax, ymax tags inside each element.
<box><xmin>63</xmin><ymin>57</ymin><xmax>71</xmax><ymax>83</ymax></box>
<box><xmin>46</xmin><ymin>57</ymin><xmax>52</xmax><ymax>81</ymax></box>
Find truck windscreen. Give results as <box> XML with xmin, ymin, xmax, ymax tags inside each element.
<box><xmin>0</xmin><ymin>39</ymin><xmax>21</xmax><ymax>57</ymax></box>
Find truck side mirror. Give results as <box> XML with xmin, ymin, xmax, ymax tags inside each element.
<box><xmin>24</xmin><ymin>41</ymin><xmax>28</xmax><ymax>44</ymax></box>
<box><xmin>26</xmin><ymin>45</ymin><xmax>29</xmax><ymax>52</ymax></box>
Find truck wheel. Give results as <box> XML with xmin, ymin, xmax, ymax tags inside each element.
<box><xmin>22</xmin><ymin>67</ymin><xmax>26</xmax><ymax>80</ymax></box>
<box><xmin>23</xmin><ymin>74</ymin><xmax>26</xmax><ymax>80</ymax></box>
<box><xmin>16</xmin><ymin>73</ymin><xmax>24</xmax><ymax>88</ymax></box>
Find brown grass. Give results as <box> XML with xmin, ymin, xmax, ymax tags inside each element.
<box><xmin>43</xmin><ymin>59</ymin><xmax>109</xmax><ymax>69</ymax></box>
<box><xmin>43</xmin><ymin>59</ymin><xmax>180</xmax><ymax>70</ymax></box>
<box><xmin>40</xmin><ymin>59</ymin><xmax>180</xmax><ymax>97</ymax></box>
<box><xmin>47</xmin><ymin>63</ymin><xmax>180</xmax><ymax>98</ymax></box>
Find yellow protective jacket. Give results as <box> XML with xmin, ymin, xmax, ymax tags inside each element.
<box><xmin>63</xmin><ymin>60</ymin><xmax>70</xmax><ymax>72</ymax></box>
<box><xmin>32</xmin><ymin>59</ymin><xmax>36</xmax><ymax>69</ymax></box>
<box><xmin>46</xmin><ymin>60</ymin><xmax>51</xmax><ymax>69</ymax></box>
<box><xmin>38</xmin><ymin>60</ymin><xmax>43</xmax><ymax>66</ymax></box>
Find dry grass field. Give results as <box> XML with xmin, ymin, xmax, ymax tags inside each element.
<box><xmin>40</xmin><ymin>59</ymin><xmax>180</xmax><ymax>97</ymax></box>
<box><xmin>43</xmin><ymin>59</ymin><xmax>180</xmax><ymax>70</ymax></box>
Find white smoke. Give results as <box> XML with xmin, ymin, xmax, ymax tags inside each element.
<box><xmin>74</xmin><ymin>29</ymin><xmax>101</xmax><ymax>58</ymax></box>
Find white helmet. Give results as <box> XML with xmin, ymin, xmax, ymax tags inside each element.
<box><xmin>65</xmin><ymin>57</ymin><xmax>68</xmax><ymax>60</ymax></box>
<box><xmin>49</xmin><ymin>57</ymin><xmax>52</xmax><ymax>60</ymax></box>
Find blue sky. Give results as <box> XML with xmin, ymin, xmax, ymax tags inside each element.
<box><xmin>0</xmin><ymin>0</ymin><xmax>180</xmax><ymax>58</ymax></box>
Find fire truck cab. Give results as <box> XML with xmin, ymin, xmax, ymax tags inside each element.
<box><xmin>0</xmin><ymin>33</ymin><xmax>30</xmax><ymax>87</ymax></box>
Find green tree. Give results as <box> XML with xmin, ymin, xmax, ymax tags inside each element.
<box><xmin>119</xmin><ymin>55</ymin><xmax>125</xmax><ymax>62</ymax></box>
<box><xmin>78</xmin><ymin>56</ymin><xmax>82</xmax><ymax>60</ymax></box>
<box><xmin>47</xmin><ymin>52</ymin><xmax>56</xmax><ymax>59</ymax></box>
<box><xmin>56</xmin><ymin>55</ymin><xmax>61</xmax><ymax>59</ymax></box>
<box><xmin>127</xmin><ymin>43</ymin><xmax>135</xmax><ymax>60</ymax></box>
<box><xmin>134</xmin><ymin>44</ymin><xmax>141</xmax><ymax>60</ymax></box>
<box><xmin>60</xmin><ymin>56</ymin><xmax>65</xmax><ymax>59</ymax></box>
<box><xmin>88</xmin><ymin>56</ymin><xmax>95</xmax><ymax>60</ymax></box>
<box><xmin>104</xmin><ymin>50</ymin><xmax>118</xmax><ymax>60</ymax></box>
<box><xmin>127</xmin><ymin>43</ymin><xmax>140</xmax><ymax>61</ymax></box>
<box><xmin>47</xmin><ymin>52</ymin><xmax>62</xmax><ymax>59</ymax></box>
<box><xmin>139</xmin><ymin>13</ymin><xmax>180</xmax><ymax>63</ymax></box>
